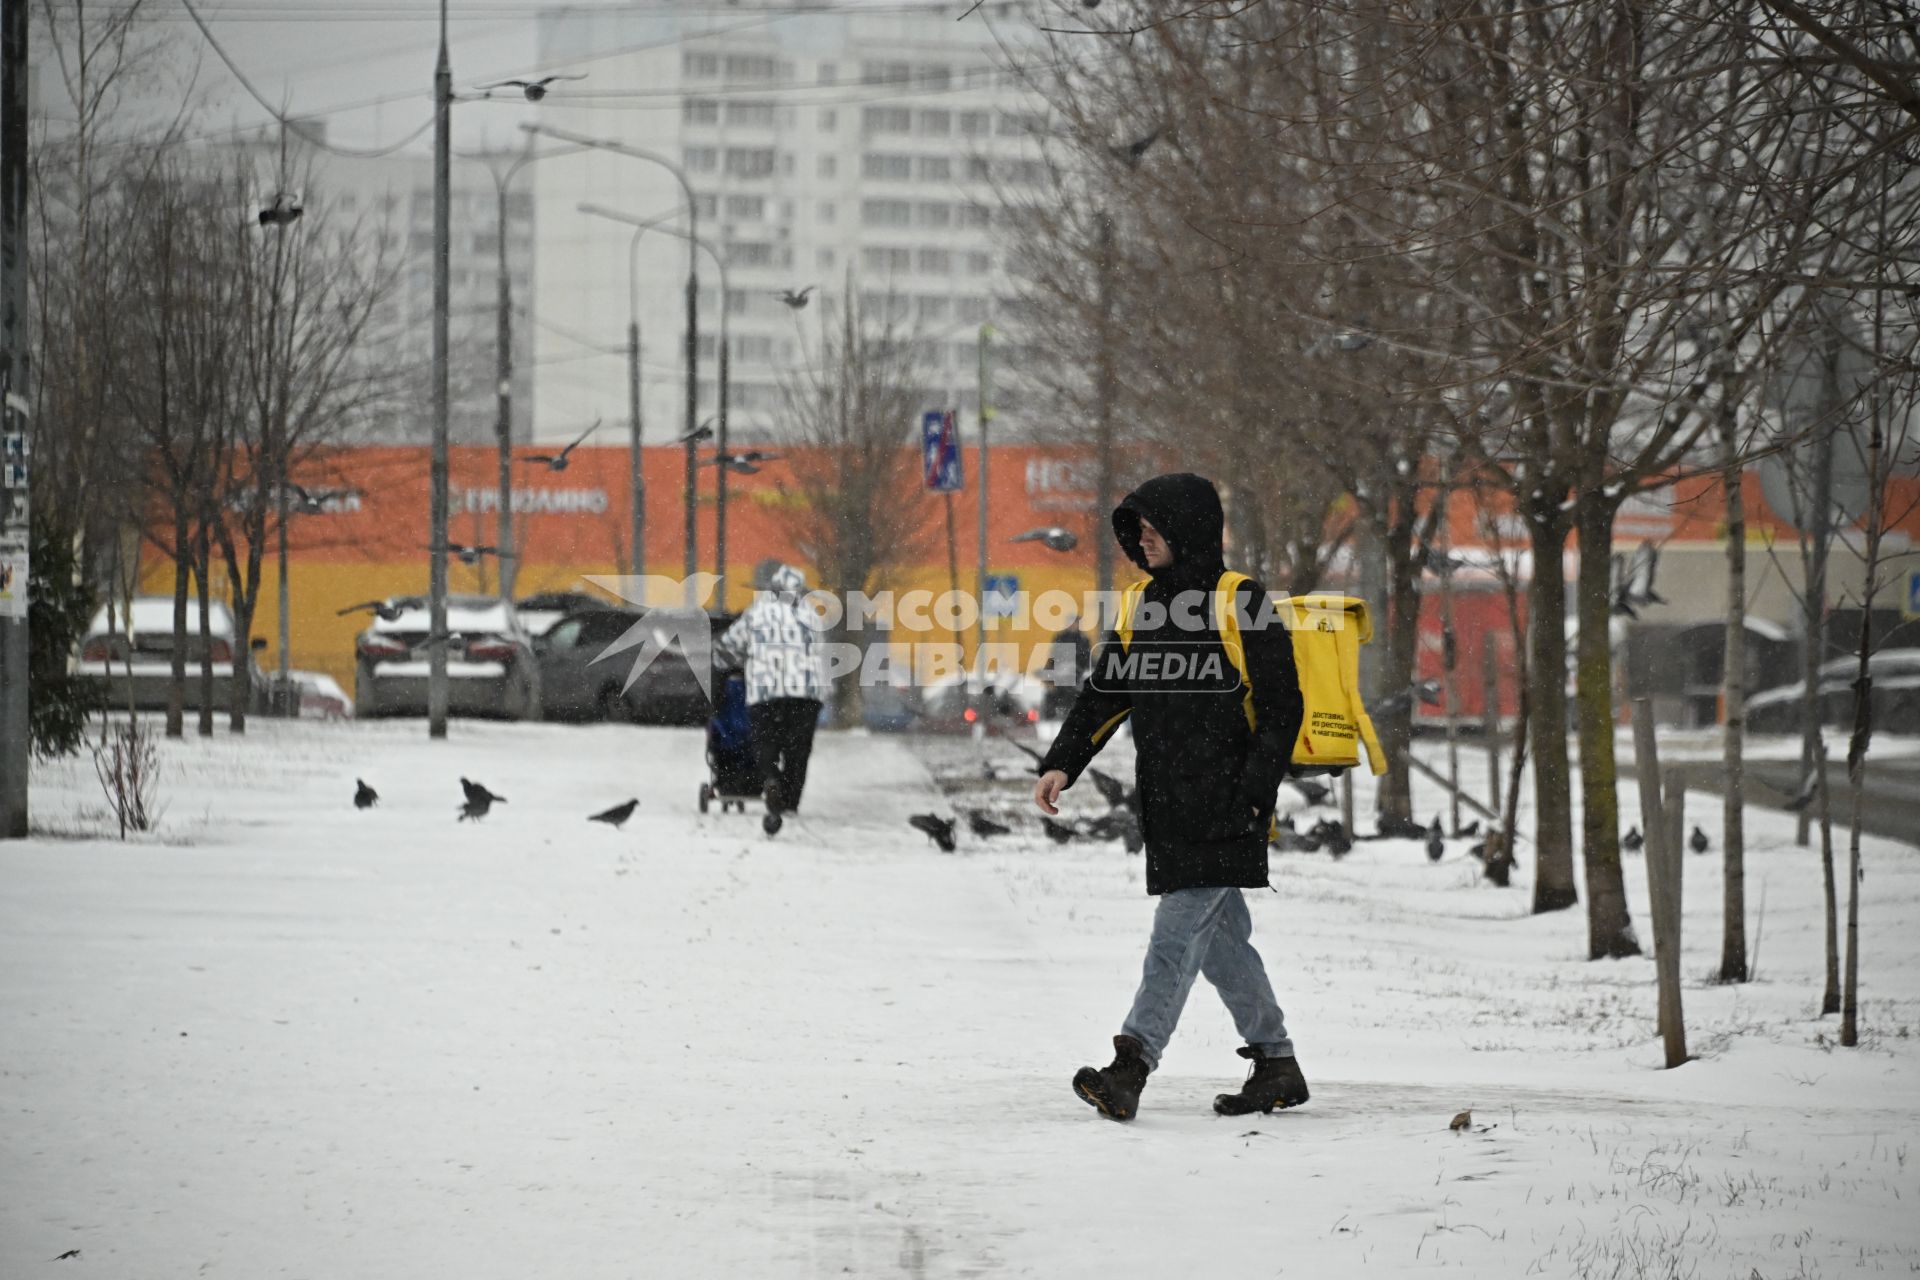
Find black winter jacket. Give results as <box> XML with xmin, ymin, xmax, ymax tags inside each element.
<box><xmin>1040</xmin><ymin>474</ymin><xmax>1305</xmax><ymax>895</ymax></box>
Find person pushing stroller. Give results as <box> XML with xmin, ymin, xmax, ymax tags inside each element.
<box><xmin>717</xmin><ymin>562</ymin><xmax>827</xmax><ymax>835</ymax></box>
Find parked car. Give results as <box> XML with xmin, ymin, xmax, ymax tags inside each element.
<box><xmin>515</xmin><ymin>590</ymin><xmax>616</xmax><ymax>639</ymax></box>
<box><xmin>534</xmin><ymin>607</ymin><xmax>725</xmax><ymax>725</ymax></box>
<box><xmin>1747</xmin><ymin>650</ymin><xmax>1920</xmax><ymax>735</ymax></box>
<box><xmin>352</xmin><ymin>594</ymin><xmax>541</xmax><ymax>720</ymax></box>
<box><xmin>916</xmin><ymin>671</ymin><xmax>1045</xmax><ymax>735</ymax></box>
<box><xmin>77</xmin><ymin>596</ymin><xmax>265</xmax><ymax>714</ymax></box>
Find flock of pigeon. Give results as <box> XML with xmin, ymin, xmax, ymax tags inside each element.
<box><xmin>351</xmin><ymin>777</ymin><xmax>639</xmax><ymax>830</ymax></box>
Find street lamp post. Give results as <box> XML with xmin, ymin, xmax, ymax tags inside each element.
<box><xmin>468</xmin><ymin>145</ymin><xmax>582</xmax><ymax>599</ymax></box>
<box><xmin>427</xmin><ymin>0</ymin><xmax>452</xmax><ymax>739</ymax></box>
<box><xmin>522</xmin><ymin>123</ymin><xmax>702</xmax><ymax>592</ymax></box>
<box><xmin>577</xmin><ymin>203</ymin><xmax>731</xmax><ymax>603</ymax></box>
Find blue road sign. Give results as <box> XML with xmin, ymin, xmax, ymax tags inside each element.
<box><xmin>984</xmin><ymin>573</ymin><xmax>1019</xmax><ymax>620</ymax></box>
<box><xmin>922</xmin><ymin>409</ymin><xmax>963</xmax><ymax>493</ymax></box>
<box><xmin>1907</xmin><ymin>570</ymin><xmax>1920</xmax><ymax>617</ymax></box>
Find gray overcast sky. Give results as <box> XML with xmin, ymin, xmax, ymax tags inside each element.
<box><xmin>59</xmin><ymin>0</ymin><xmax>986</xmax><ymax>156</ymax></box>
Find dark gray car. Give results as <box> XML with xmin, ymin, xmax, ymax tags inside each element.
<box><xmin>535</xmin><ymin>608</ymin><xmax>715</xmax><ymax>724</ymax></box>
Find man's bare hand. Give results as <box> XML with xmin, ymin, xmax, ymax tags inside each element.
<box><xmin>1034</xmin><ymin>769</ymin><xmax>1069</xmax><ymax>815</ymax></box>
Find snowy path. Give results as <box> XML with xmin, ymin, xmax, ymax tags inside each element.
<box><xmin>4</xmin><ymin>720</ymin><xmax>1918</xmax><ymax>1277</ymax></box>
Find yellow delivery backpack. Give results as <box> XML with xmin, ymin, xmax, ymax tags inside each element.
<box><xmin>1115</xmin><ymin>571</ymin><xmax>1387</xmax><ymax>776</ymax></box>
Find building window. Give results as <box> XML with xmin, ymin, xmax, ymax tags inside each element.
<box><xmin>725</xmin><ymin>195</ymin><xmax>765</xmax><ymax>220</ymax></box>
<box><xmin>728</xmin><ymin>242</ymin><xmax>774</xmax><ymax>267</ymax></box>
<box><xmin>725</xmin><ymin>100</ymin><xmax>777</xmax><ymax>127</ymax></box>
<box><xmin>818</xmin><ymin>61</ymin><xmax>838</xmax><ymax>85</ymax></box>
<box><xmin>683</xmin><ymin>52</ymin><xmax>718</xmax><ymax>78</ymax></box>
<box><xmin>862</xmin><ymin>153</ymin><xmax>913</xmax><ymax>180</ymax></box>
<box><xmin>917</xmin><ymin>295</ymin><xmax>949</xmax><ymax>322</ymax></box>
<box><xmin>956</xmin><ymin>295</ymin><xmax>988</xmax><ymax>323</ymax></box>
<box><xmin>724</xmin><ymin>148</ymin><xmax>776</xmax><ymax>178</ymax></box>
<box><xmin>861</xmin><ymin>246</ymin><xmax>911</xmax><ymax>273</ymax></box>
<box><xmin>725</xmin><ymin>289</ymin><xmax>750</xmax><ymax>315</ymax></box>
<box><xmin>861</xmin><ymin>60</ymin><xmax>910</xmax><ymax>86</ymax></box>
<box><xmin>818</xmin><ymin>155</ymin><xmax>837</xmax><ymax>179</ymax></box>
<box><xmin>958</xmin><ymin>202</ymin><xmax>991</xmax><ymax>228</ymax></box>
<box><xmin>917</xmin><ymin>248</ymin><xmax>952</xmax><ymax>273</ymax></box>
<box><xmin>818</xmin><ymin>201</ymin><xmax>836</xmax><ymax>223</ymax></box>
<box><xmin>818</xmin><ymin>108</ymin><xmax>837</xmax><ymax>130</ymax></box>
<box><xmin>917</xmin><ymin>156</ymin><xmax>951</xmax><ymax>181</ymax></box>
<box><xmin>916</xmin><ymin>64</ymin><xmax>952</xmax><ymax>89</ymax></box>
<box><xmin>724</xmin><ymin>54</ymin><xmax>778</xmax><ymax>81</ymax></box>
<box><xmin>997</xmin><ymin>110</ymin><xmax>1043</xmax><ymax>137</ymax></box>
<box><xmin>966</xmin><ymin>251</ymin><xmax>991</xmax><ymax>275</ymax></box>
<box><xmin>1001</xmin><ymin>158</ymin><xmax>1047</xmax><ymax>185</ymax></box>
<box><xmin>684</xmin><ymin>98</ymin><xmax>719</xmax><ymax>125</ymax></box>
<box><xmin>817</xmin><ymin>249</ymin><xmax>836</xmax><ymax>271</ymax></box>
<box><xmin>861</xmin><ymin>199</ymin><xmax>912</xmax><ymax>228</ymax></box>
<box><xmin>965</xmin><ymin>156</ymin><xmax>991</xmax><ymax>182</ymax></box>
<box><xmin>916</xmin><ymin>202</ymin><xmax>951</xmax><ymax>229</ymax></box>
<box><xmin>734</xmin><ymin>335</ymin><xmax>774</xmax><ymax>361</ymax></box>
<box><xmin>958</xmin><ymin>110</ymin><xmax>990</xmax><ymax>137</ymax></box>
<box><xmin>697</xmin><ymin>335</ymin><xmax>717</xmax><ymax>359</ymax></box>
<box><xmin>918</xmin><ymin>109</ymin><xmax>951</xmax><ymax>137</ymax></box>
<box><xmin>861</xmin><ymin>106</ymin><xmax>912</xmax><ymax>134</ymax></box>
<box><xmin>693</xmin><ymin>193</ymin><xmax>718</xmax><ymax>218</ymax></box>
<box><xmin>684</xmin><ymin>147</ymin><xmax>718</xmax><ymax>174</ymax></box>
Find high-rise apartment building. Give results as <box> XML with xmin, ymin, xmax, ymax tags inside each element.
<box><xmin>531</xmin><ymin>2</ymin><xmax>1047</xmax><ymax>445</ymax></box>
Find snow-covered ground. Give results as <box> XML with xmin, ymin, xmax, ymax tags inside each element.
<box><xmin>3</xmin><ymin>718</ymin><xmax>1916</xmax><ymax>1278</ymax></box>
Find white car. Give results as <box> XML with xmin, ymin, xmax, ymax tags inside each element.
<box><xmin>78</xmin><ymin>596</ymin><xmax>264</xmax><ymax>713</ymax></box>
<box><xmin>352</xmin><ymin>594</ymin><xmax>541</xmax><ymax>720</ymax></box>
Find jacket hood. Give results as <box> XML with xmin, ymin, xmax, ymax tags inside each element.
<box><xmin>767</xmin><ymin>563</ymin><xmax>807</xmax><ymax>602</ymax></box>
<box><xmin>1112</xmin><ymin>473</ymin><xmax>1226</xmax><ymax>578</ymax></box>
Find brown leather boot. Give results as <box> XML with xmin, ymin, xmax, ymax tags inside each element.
<box><xmin>1213</xmin><ymin>1047</ymin><xmax>1310</xmax><ymax>1116</ymax></box>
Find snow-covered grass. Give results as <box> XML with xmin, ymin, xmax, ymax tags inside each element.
<box><xmin>2</xmin><ymin>718</ymin><xmax>1916</xmax><ymax>1278</ymax></box>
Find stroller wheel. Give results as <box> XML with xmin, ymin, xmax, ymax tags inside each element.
<box><xmin>698</xmin><ymin>782</ymin><xmax>712</xmax><ymax>814</ymax></box>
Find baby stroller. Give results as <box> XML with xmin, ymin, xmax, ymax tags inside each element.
<box><xmin>698</xmin><ymin>670</ymin><xmax>762</xmax><ymax>814</ymax></box>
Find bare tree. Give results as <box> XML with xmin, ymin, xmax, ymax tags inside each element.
<box><xmin>773</xmin><ymin>288</ymin><xmax>940</xmax><ymax>725</ymax></box>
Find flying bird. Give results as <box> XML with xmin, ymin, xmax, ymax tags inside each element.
<box><xmin>1087</xmin><ymin>766</ymin><xmax>1139</xmax><ymax>814</ymax></box>
<box><xmin>1449</xmin><ymin>1109</ymin><xmax>1472</xmax><ymax>1133</ymax></box>
<box><xmin>337</xmin><ymin>599</ymin><xmax>404</xmax><ymax>621</ymax></box>
<box><xmin>54</xmin><ymin>1250</ymin><xmax>81</xmax><ymax>1261</ymax></box>
<box><xmin>288</xmin><ymin>482</ymin><xmax>350</xmax><ymax>514</ymax></box>
<box><xmin>354</xmin><ymin>778</ymin><xmax>379</xmax><ymax>810</ymax></box>
<box><xmin>967</xmin><ymin>810</ymin><xmax>1011</xmax><ymax>838</ymax></box>
<box><xmin>459</xmin><ymin>776</ymin><xmax>506</xmax><ymax>821</ymax></box>
<box><xmin>1108</xmin><ymin>127</ymin><xmax>1161</xmax><ymax>169</ymax></box>
<box><xmin>1455</xmin><ymin>819</ymin><xmax>1481</xmax><ymax>838</ymax></box>
<box><xmin>480</xmin><ymin>73</ymin><xmax>587</xmax><ymax>102</ymax></box>
<box><xmin>1689</xmin><ymin>825</ymin><xmax>1710</xmax><ymax>855</ymax></box>
<box><xmin>1621</xmin><ymin>825</ymin><xmax>1644</xmax><ymax>852</ymax></box>
<box><xmin>522</xmin><ymin>419</ymin><xmax>599</xmax><ymax>472</ymax></box>
<box><xmin>908</xmin><ymin>813</ymin><xmax>957</xmax><ymax>852</ymax></box>
<box><xmin>676</xmin><ymin>419</ymin><xmax>716</xmax><ymax>445</ymax></box>
<box><xmin>1008</xmin><ymin>739</ymin><xmax>1048</xmax><ymax>773</ymax></box>
<box><xmin>702</xmin><ymin>449</ymin><xmax>783</xmax><ymax>476</ymax></box>
<box><xmin>1010</xmin><ymin>526</ymin><xmax>1079</xmax><ymax>553</ymax></box>
<box><xmin>1784</xmin><ymin>770</ymin><xmax>1820</xmax><ymax>812</ymax></box>
<box><xmin>774</xmin><ymin>285</ymin><xmax>816</xmax><ymax>309</ymax></box>
<box><xmin>1425</xmin><ymin>815</ymin><xmax>1445</xmax><ymax>862</ymax></box>
<box><xmin>1286</xmin><ymin>777</ymin><xmax>1331</xmax><ymax>806</ymax></box>
<box><xmin>1611</xmin><ymin>540</ymin><xmax>1669</xmax><ymax>618</ymax></box>
<box><xmin>257</xmin><ymin>192</ymin><xmax>302</xmax><ymax>227</ymax></box>
<box><xmin>589</xmin><ymin>799</ymin><xmax>640</xmax><ymax>830</ymax></box>
<box><xmin>1040</xmin><ymin>816</ymin><xmax>1079</xmax><ymax>845</ymax></box>
<box><xmin>427</xmin><ymin>542</ymin><xmax>514</xmax><ymax>566</ymax></box>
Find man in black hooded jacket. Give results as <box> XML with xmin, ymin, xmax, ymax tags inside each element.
<box><xmin>1034</xmin><ymin>473</ymin><xmax>1310</xmax><ymax>1121</ymax></box>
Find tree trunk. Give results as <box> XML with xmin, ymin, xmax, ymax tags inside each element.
<box><xmin>1718</xmin><ymin>414</ymin><xmax>1748</xmax><ymax>983</ymax></box>
<box><xmin>194</xmin><ymin>510</ymin><xmax>215</xmax><ymax>738</ymax></box>
<box><xmin>1817</xmin><ymin>743</ymin><xmax>1839</xmax><ymax>1015</ymax></box>
<box><xmin>1526</xmin><ymin>513</ymin><xmax>1578</xmax><ymax>914</ymax></box>
<box><xmin>1796</xmin><ymin>363</ymin><xmax>1837</xmax><ymax>848</ymax></box>
<box><xmin>230</xmin><ymin>598</ymin><xmax>254</xmax><ymax>733</ymax></box>
<box><xmin>1573</xmin><ymin>499</ymin><xmax>1638</xmax><ymax>957</ymax></box>
<box><xmin>168</xmin><ymin>505</ymin><xmax>189</xmax><ymax>739</ymax></box>
<box><xmin>1373</xmin><ymin>526</ymin><xmax>1422</xmax><ymax>827</ymax></box>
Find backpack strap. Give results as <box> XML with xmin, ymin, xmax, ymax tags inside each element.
<box><xmin>1115</xmin><ymin>578</ymin><xmax>1149</xmax><ymax>651</ymax></box>
<box><xmin>1213</xmin><ymin>570</ymin><xmax>1257</xmax><ymax>731</ymax></box>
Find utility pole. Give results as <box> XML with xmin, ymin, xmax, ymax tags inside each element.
<box><xmin>683</xmin><ymin>258</ymin><xmax>698</xmax><ymax>593</ymax></box>
<box><xmin>628</xmin><ymin>315</ymin><xmax>644</xmax><ymax>578</ymax></box>
<box><xmin>494</xmin><ymin>181</ymin><xmax>514</xmax><ymax>600</ymax></box>
<box><xmin>0</xmin><ymin>0</ymin><xmax>31</xmax><ymax>837</ymax></box>
<box><xmin>427</xmin><ymin>0</ymin><xmax>452</xmax><ymax>738</ymax></box>
<box><xmin>1093</xmin><ymin>213</ymin><xmax>1116</xmax><ymax>622</ymax></box>
<box><xmin>975</xmin><ymin>324</ymin><xmax>994</xmax><ymax>677</ymax></box>
<box><xmin>714</xmin><ymin>336</ymin><xmax>730</xmax><ymax>606</ymax></box>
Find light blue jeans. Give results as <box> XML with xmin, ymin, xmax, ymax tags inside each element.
<box><xmin>1120</xmin><ymin>887</ymin><xmax>1293</xmax><ymax>1072</ymax></box>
